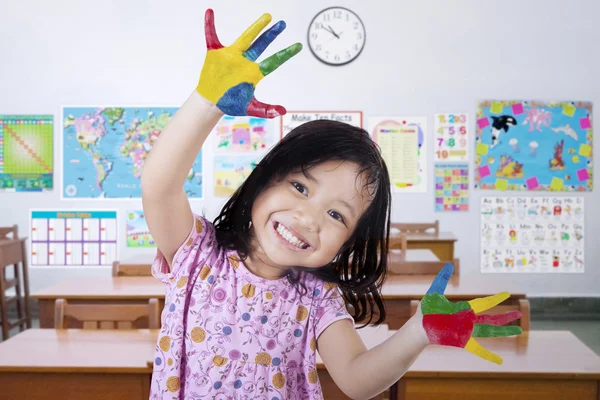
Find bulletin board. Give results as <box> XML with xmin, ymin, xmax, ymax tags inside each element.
<box><xmin>474</xmin><ymin>100</ymin><xmax>593</xmax><ymax>192</ymax></box>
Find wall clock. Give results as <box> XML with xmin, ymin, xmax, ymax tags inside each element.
<box><xmin>307</xmin><ymin>7</ymin><xmax>366</xmax><ymax>66</ymax></box>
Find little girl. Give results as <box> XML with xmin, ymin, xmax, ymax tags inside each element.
<box><xmin>142</xmin><ymin>9</ymin><xmax>522</xmax><ymax>399</ymax></box>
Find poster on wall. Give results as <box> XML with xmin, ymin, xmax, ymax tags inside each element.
<box><xmin>62</xmin><ymin>106</ymin><xmax>203</xmax><ymax>199</ymax></box>
<box><xmin>30</xmin><ymin>210</ymin><xmax>118</xmax><ymax>266</ymax></box>
<box><xmin>434</xmin><ymin>113</ymin><xmax>468</xmax><ymax>161</ymax></box>
<box><xmin>214</xmin><ymin>155</ymin><xmax>262</xmax><ymax>197</ymax></box>
<box><xmin>281</xmin><ymin>111</ymin><xmax>363</xmax><ymax>138</ymax></box>
<box><xmin>126</xmin><ymin>210</ymin><xmax>155</xmax><ymax>248</ymax></box>
<box><xmin>480</xmin><ymin>197</ymin><xmax>584</xmax><ymax>273</ymax></box>
<box><xmin>0</xmin><ymin>115</ymin><xmax>54</xmax><ymax>192</ymax></box>
<box><xmin>369</xmin><ymin>116</ymin><xmax>427</xmax><ymax>193</ymax></box>
<box><xmin>474</xmin><ymin>100</ymin><xmax>593</xmax><ymax>192</ymax></box>
<box><xmin>434</xmin><ymin>163</ymin><xmax>469</xmax><ymax>212</ymax></box>
<box><xmin>211</xmin><ymin>116</ymin><xmax>278</xmax><ymax>153</ymax></box>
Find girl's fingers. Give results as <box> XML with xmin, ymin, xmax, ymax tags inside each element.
<box><xmin>204</xmin><ymin>9</ymin><xmax>224</xmax><ymax>50</ymax></box>
<box><xmin>258</xmin><ymin>43</ymin><xmax>302</xmax><ymax>76</ymax></box>
<box><xmin>231</xmin><ymin>13</ymin><xmax>272</xmax><ymax>51</ymax></box>
<box><xmin>244</xmin><ymin>21</ymin><xmax>286</xmax><ymax>61</ymax></box>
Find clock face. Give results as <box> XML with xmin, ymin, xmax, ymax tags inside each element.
<box><xmin>307</xmin><ymin>7</ymin><xmax>366</xmax><ymax>66</ymax></box>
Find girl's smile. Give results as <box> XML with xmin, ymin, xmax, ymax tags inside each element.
<box><xmin>271</xmin><ymin>219</ymin><xmax>313</xmax><ymax>251</ymax></box>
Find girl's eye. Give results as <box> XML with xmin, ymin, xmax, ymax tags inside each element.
<box><xmin>328</xmin><ymin>210</ymin><xmax>345</xmax><ymax>223</ymax></box>
<box><xmin>292</xmin><ymin>181</ymin><xmax>308</xmax><ymax>196</ymax></box>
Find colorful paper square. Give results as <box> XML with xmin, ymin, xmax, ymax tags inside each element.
<box><xmin>495</xmin><ymin>179</ymin><xmax>508</xmax><ymax>191</ymax></box>
<box><xmin>579</xmin><ymin>144</ymin><xmax>592</xmax><ymax>157</ymax></box>
<box><xmin>580</xmin><ymin>117</ymin><xmax>591</xmax><ymax>130</ymax></box>
<box><xmin>478</xmin><ymin>165</ymin><xmax>491</xmax><ymax>178</ymax></box>
<box><xmin>550</xmin><ymin>177</ymin><xmax>563</xmax><ymax>190</ymax></box>
<box><xmin>512</xmin><ymin>103</ymin><xmax>524</xmax><ymax>115</ymax></box>
<box><xmin>477</xmin><ymin>117</ymin><xmax>490</xmax><ymax>129</ymax></box>
<box><xmin>577</xmin><ymin>168</ymin><xmax>590</xmax><ymax>182</ymax></box>
<box><xmin>526</xmin><ymin>176</ymin><xmax>539</xmax><ymax>190</ymax></box>
<box><xmin>476</xmin><ymin>143</ymin><xmax>489</xmax><ymax>155</ymax></box>
<box><xmin>562</xmin><ymin>103</ymin><xmax>576</xmax><ymax>117</ymax></box>
<box><xmin>490</xmin><ymin>102</ymin><xmax>503</xmax><ymax>114</ymax></box>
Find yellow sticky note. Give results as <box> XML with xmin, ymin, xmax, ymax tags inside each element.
<box><xmin>495</xmin><ymin>179</ymin><xmax>508</xmax><ymax>191</ymax></box>
<box><xmin>476</xmin><ymin>143</ymin><xmax>489</xmax><ymax>155</ymax></box>
<box><xmin>579</xmin><ymin>144</ymin><xmax>592</xmax><ymax>157</ymax></box>
<box><xmin>562</xmin><ymin>103</ymin><xmax>576</xmax><ymax>117</ymax></box>
<box><xmin>551</xmin><ymin>177</ymin><xmax>563</xmax><ymax>190</ymax></box>
<box><xmin>491</xmin><ymin>102</ymin><xmax>503</xmax><ymax>114</ymax></box>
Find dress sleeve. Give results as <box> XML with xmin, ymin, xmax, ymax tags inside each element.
<box><xmin>314</xmin><ymin>282</ymin><xmax>355</xmax><ymax>339</ymax></box>
<box><xmin>151</xmin><ymin>213</ymin><xmax>216</xmax><ymax>285</ymax></box>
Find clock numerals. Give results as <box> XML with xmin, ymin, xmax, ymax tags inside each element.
<box><xmin>308</xmin><ymin>7</ymin><xmax>365</xmax><ymax>66</ymax></box>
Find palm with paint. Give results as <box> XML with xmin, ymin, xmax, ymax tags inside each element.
<box><xmin>418</xmin><ymin>263</ymin><xmax>523</xmax><ymax>364</ymax></box>
<box><xmin>197</xmin><ymin>9</ymin><xmax>301</xmax><ymax>118</ymax></box>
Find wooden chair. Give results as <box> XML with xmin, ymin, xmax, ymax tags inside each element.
<box><xmin>111</xmin><ymin>261</ymin><xmax>152</xmax><ymax>277</ymax></box>
<box><xmin>54</xmin><ymin>298</ymin><xmax>160</xmax><ymax>329</ymax></box>
<box><xmin>391</xmin><ymin>220</ymin><xmax>439</xmax><ymax>235</ymax></box>
<box><xmin>0</xmin><ymin>239</ymin><xmax>31</xmax><ymax>341</ymax></box>
<box><xmin>0</xmin><ymin>225</ymin><xmax>18</xmax><ymax>240</ymax></box>
<box><xmin>409</xmin><ymin>297</ymin><xmax>530</xmax><ymax>331</ymax></box>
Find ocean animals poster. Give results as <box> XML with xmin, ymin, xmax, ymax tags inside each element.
<box><xmin>434</xmin><ymin>163</ymin><xmax>469</xmax><ymax>212</ymax></box>
<box><xmin>126</xmin><ymin>210</ymin><xmax>155</xmax><ymax>248</ymax></box>
<box><xmin>480</xmin><ymin>197</ymin><xmax>584</xmax><ymax>273</ymax></box>
<box><xmin>474</xmin><ymin>100</ymin><xmax>593</xmax><ymax>192</ymax></box>
<box><xmin>30</xmin><ymin>210</ymin><xmax>118</xmax><ymax>266</ymax></box>
<box><xmin>280</xmin><ymin>111</ymin><xmax>362</xmax><ymax>138</ymax></box>
<box><xmin>434</xmin><ymin>113</ymin><xmax>469</xmax><ymax>161</ymax></box>
<box><xmin>368</xmin><ymin>116</ymin><xmax>427</xmax><ymax>193</ymax></box>
<box><xmin>214</xmin><ymin>155</ymin><xmax>262</xmax><ymax>197</ymax></box>
<box><xmin>212</xmin><ymin>116</ymin><xmax>278</xmax><ymax>153</ymax></box>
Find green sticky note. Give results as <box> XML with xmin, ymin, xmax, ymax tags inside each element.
<box><xmin>490</xmin><ymin>102</ymin><xmax>503</xmax><ymax>114</ymax></box>
<box><xmin>495</xmin><ymin>179</ymin><xmax>508</xmax><ymax>191</ymax></box>
<box><xmin>562</xmin><ymin>103</ymin><xmax>576</xmax><ymax>117</ymax></box>
<box><xmin>476</xmin><ymin>143</ymin><xmax>489</xmax><ymax>155</ymax></box>
<box><xmin>579</xmin><ymin>144</ymin><xmax>592</xmax><ymax>157</ymax></box>
<box><xmin>551</xmin><ymin>177</ymin><xmax>563</xmax><ymax>190</ymax></box>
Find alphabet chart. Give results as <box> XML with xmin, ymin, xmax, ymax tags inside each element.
<box><xmin>480</xmin><ymin>197</ymin><xmax>584</xmax><ymax>273</ymax></box>
<box><xmin>434</xmin><ymin>113</ymin><xmax>469</xmax><ymax>161</ymax></box>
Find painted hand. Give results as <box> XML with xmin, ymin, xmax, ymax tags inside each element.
<box><xmin>197</xmin><ymin>9</ymin><xmax>302</xmax><ymax>118</ymax></box>
<box><xmin>420</xmin><ymin>263</ymin><xmax>523</xmax><ymax>364</ymax></box>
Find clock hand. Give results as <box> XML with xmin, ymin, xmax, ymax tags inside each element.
<box><xmin>322</xmin><ymin>25</ymin><xmax>338</xmax><ymax>38</ymax></box>
<box><xmin>327</xmin><ymin>25</ymin><xmax>340</xmax><ymax>39</ymax></box>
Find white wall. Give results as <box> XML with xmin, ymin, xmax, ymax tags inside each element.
<box><xmin>0</xmin><ymin>0</ymin><xmax>598</xmax><ymax>296</ymax></box>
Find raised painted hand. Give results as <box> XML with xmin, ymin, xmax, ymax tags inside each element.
<box><xmin>419</xmin><ymin>263</ymin><xmax>523</xmax><ymax>364</ymax></box>
<box><xmin>197</xmin><ymin>9</ymin><xmax>302</xmax><ymax>118</ymax></box>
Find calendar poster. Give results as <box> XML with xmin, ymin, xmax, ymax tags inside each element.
<box><xmin>480</xmin><ymin>197</ymin><xmax>584</xmax><ymax>273</ymax></box>
<box><xmin>435</xmin><ymin>163</ymin><xmax>469</xmax><ymax>212</ymax></box>
<box><xmin>434</xmin><ymin>113</ymin><xmax>468</xmax><ymax>161</ymax></box>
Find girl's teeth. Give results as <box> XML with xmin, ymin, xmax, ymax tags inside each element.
<box><xmin>277</xmin><ymin>223</ymin><xmax>307</xmax><ymax>248</ymax></box>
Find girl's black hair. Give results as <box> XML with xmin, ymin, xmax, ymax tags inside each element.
<box><xmin>213</xmin><ymin>119</ymin><xmax>391</xmax><ymax>326</ymax></box>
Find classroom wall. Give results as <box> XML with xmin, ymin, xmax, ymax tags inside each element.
<box><xmin>0</xmin><ymin>0</ymin><xmax>598</xmax><ymax>296</ymax></box>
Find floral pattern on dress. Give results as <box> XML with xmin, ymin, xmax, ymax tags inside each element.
<box><xmin>150</xmin><ymin>214</ymin><xmax>353</xmax><ymax>399</ymax></box>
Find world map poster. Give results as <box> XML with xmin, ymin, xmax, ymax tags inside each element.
<box><xmin>62</xmin><ymin>107</ymin><xmax>203</xmax><ymax>199</ymax></box>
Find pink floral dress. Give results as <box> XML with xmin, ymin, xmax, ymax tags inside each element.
<box><xmin>150</xmin><ymin>214</ymin><xmax>353</xmax><ymax>399</ymax></box>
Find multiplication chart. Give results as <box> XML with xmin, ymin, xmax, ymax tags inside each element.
<box><xmin>434</xmin><ymin>163</ymin><xmax>469</xmax><ymax>212</ymax></box>
<box><xmin>434</xmin><ymin>113</ymin><xmax>469</xmax><ymax>161</ymax></box>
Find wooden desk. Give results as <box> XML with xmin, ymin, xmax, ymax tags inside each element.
<box><xmin>379</xmin><ymin>275</ymin><xmax>530</xmax><ymax>330</ymax></box>
<box><xmin>398</xmin><ymin>249</ymin><xmax>440</xmax><ymax>262</ymax></box>
<box><xmin>390</xmin><ymin>231</ymin><xmax>457</xmax><ymax>260</ymax></box>
<box><xmin>32</xmin><ymin>277</ymin><xmax>165</xmax><ymax>328</ymax></box>
<box><xmin>401</xmin><ymin>331</ymin><xmax>600</xmax><ymax>400</ymax></box>
<box><xmin>0</xmin><ymin>329</ymin><xmax>157</xmax><ymax>400</ymax></box>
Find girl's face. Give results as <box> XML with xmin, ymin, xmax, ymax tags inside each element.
<box><xmin>249</xmin><ymin>160</ymin><xmax>371</xmax><ymax>276</ymax></box>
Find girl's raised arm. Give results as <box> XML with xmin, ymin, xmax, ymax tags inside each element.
<box><xmin>142</xmin><ymin>9</ymin><xmax>301</xmax><ymax>265</ymax></box>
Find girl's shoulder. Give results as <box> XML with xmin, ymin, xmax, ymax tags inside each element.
<box><xmin>152</xmin><ymin>213</ymin><xmax>221</xmax><ymax>284</ymax></box>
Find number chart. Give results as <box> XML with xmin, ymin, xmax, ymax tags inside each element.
<box><xmin>434</xmin><ymin>113</ymin><xmax>468</xmax><ymax>161</ymax></box>
<box><xmin>434</xmin><ymin>163</ymin><xmax>469</xmax><ymax>212</ymax></box>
